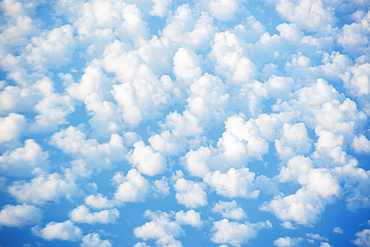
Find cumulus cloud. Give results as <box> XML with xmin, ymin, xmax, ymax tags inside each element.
<box><xmin>134</xmin><ymin>209</ymin><xmax>202</xmax><ymax>247</ymax></box>
<box><xmin>114</xmin><ymin>169</ymin><xmax>151</xmax><ymax>203</ymax></box>
<box><xmin>204</xmin><ymin>168</ymin><xmax>260</xmax><ymax>198</ymax></box>
<box><xmin>32</xmin><ymin>220</ymin><xmax>82</xmax><ymax>241</ymax></box>
<box><xmin>127</xmin><ymin>141</ymin><xmax>167</xmax><ymax>176</ymax></box>
<box><xmin>0</xmin><ymin>204</ymin><xmax>42</xmax><ymax>227</ymax></box>
<box><xmin>0</xmin><ymin>113</ymin><xmax>26</xmax><ymax>143</ymax></box>
<box><xmin>353</xmin><ymin>229</ymin><xmax>370</xmax><ymax>246</ymax></box>
<box><xmin>174</xmin><ymin>178</ymin><xmax>208</xmax><ymax>208</ymax></box>
<box><xmin>212</xmin><ymin>200</ymin><xmax>247</xmax><ymax>220</ymax></box>
<box><xmin>69</xmin><ymin>205</ymin><xmax>119</xmax><ymax>224</ymax></box>
<box><xmin>0</xmin><ymin>139</ymin><xmax>49</xmax><ymax>177</ymax></box>
<box><xmin>81</xmin><ymin>233</ymin><xmax>112</xmax><ymax>247</ymax></box>
<box><xmin>274</xmin><ymin>236</ymin><xmax>303</xmax><ymax>247</ymax></box>
<box><xmin>211</xmin><ymin>219</ymin><xmax>272</xmax><ymax>246</ymax></box>
<box><xmin>8</xmin><ymin>173</ymin><xmax>80</xmax><ymax>204</ymax></box>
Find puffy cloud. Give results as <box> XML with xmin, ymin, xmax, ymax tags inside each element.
<box><xmin>25</xmin><ymin>25</ymin><xmax>75</xmax><ymax>69</ymax></box>
<box><xmin>127</xmin><ymin>141</ymin><xmax>167</xmax><ymax>176</ymax></box>
<box><xmin>174</xmin><ymin>210</ymin><xmax>202</xmax><ymax>227</ymax></box>
<box><xmin>333</xmin><ymin>227</ymin><xmax>343</xmax><ymax>234</ymax></box>
<box><xmin>275</xmin><ymin>123</ymin><xmax>312</xmax><ymax>160</ymax></box>
<box><xmin>174</xmin><ymin>178</ymin><xmax>208</xmax><ymax>208</ymax></box>
<box><xmin>212</xmin><ymin>200</ymin><xmax>247</xmax><ymax>220</ymax></box>
<box><xmin>0</xmin><ymin>139</ymin><xmax>49</xmax><ymax>177</ymax></box>
<box><xmin>265</xmin><ymin>75</ymin><xmax>295</xmax><ymax>100</ymax></box>
<box><xmin>338</xmin><ymin>11</ymin><xmax>370</xmax><ymax>57</ymax></box>
<box><xmin>204</xmin><ymin>168</ymin><xmax>260</xmax><ymax>198</ymax></box>
<box><xmin>150</xmin><ymin>0</ymin><xmax>171</xmax><ymax>18</ymax></box>
<box><xmin>8</xmin><ymin>173</ymin><xmax>80</xmax><ymax>204</ymax></box>
<box><xmin>69</xmin><ymin>205</ymin><xmax>119</xmax><ymax>224</ymax></box>
<box><xmin>85</xmin><ymin>194</ymin><xmax>115</xmax><ymax>209</ymax></box>
<box><xmin>274</xmin><ymin>236</ymin><xmax>303</xmax><ymax>247</ymax></box>
<box><xmin>0</xmin><ymin>204</ymin><xmax>42</xmax><ymax>227</ymax></box>
<box><xmin>114</xmin><ymin>169</ymin><xmax>151</xmax><ymax>203</ymax></box>
<box><xmin>274</xmin><ymin>0</ymin><xmax>336</xmax><ymax>32</ymax></box>
<box><xmin>81</xmin><ymin>233</ymin><xmax>112</xmax><ymax>247</ymax></box>
<box><xmin>208</xmin><ymin>0</ymin><xmax>244</xmax><ymax>21</ymax></box>
<box><xmin>134</xmin><ymin>210</ymin><xmax>201</xmax><ymax>247</ymax></box>
<box><xmin>343</xmin><ymin>63</ymin><xmax>370</xmax><ymax>96</ymax></box>
<box><xmin>50</xmin><ymin>126</ymin><xmax>126</xmax><ymax>171</ymax></box>
<box><xmin>211</xmin><ymin>219</ymin><xmax>272</xmax><ymax>247</ymax></box>
<box><xmin>0</xmin><ymin>113</ymin><xmax>26</xmax><ymax>143</ymax></box>
<box><xmin>173</xmin><ymin>47</ymin><xmax>202</xmax><ymax>82</ymax></box>
<box><xmin>353</xmin><ymin>229</ymin><xmax>370</xmax><ymax>247</ymax></box>
<box><xmin>259</xmin><ymin>188</ymin><xmax>327</xmax><ymax>226</ymax></box>
<box><xmin>32</xmin><ymin>220</ymin><xmax>82</xmax><ymax>241</ymax></box>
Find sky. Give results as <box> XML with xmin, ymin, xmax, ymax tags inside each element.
<box><xmin>0</xmin><ymin>0</ymin><xmax>370</xmax><ymax>246</ymax></box>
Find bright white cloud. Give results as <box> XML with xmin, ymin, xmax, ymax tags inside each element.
<box><xmin>212</xmin><ymin>200</ymin><xmax>247</xmax><ymax>220</ymax></box>
<box><xmin>114</xmin><ymin>169</ymin><xmax>151</xmax><ymax>203</ymax></box>
<box><xmin>174</xmin><ymin>178</ymin><xmax>208</xmax><ymax>208</ymax></box>
<box><xmin>0</xmin><ymin>204</ymin><xmax>42</xmax><ymax>227</ymax></box>
<box><xmin>274</xmin><ymin>236</ymin><xmax>303</xmax><ymax>247</ymax></box>
<box><xmin>69</xmin><ymin>205</ymin><xmax>119</xmax><ymax>224</ymax></box>
<box><xmin>81</xmin><ymin>233</ymin><xmax>112</xmax><ymax>247</ymax></box>
<box><xmin>127</xmin><ymin>141</ymin><xmax>166</xmax><ymax>176</ymax></box>
<box><xmin>32</xmin><ymin>220</ymin><xmax>82</xmax><ymax>242</ymax></box>
<box><xmin>211</xmin><ymin>219</ymin><xmax>272</xmax><ymax>247</ymax></box>
<box><xmin>0</xmin><ymin>139</ymin><xmax>49</xmax><ymax>177</ymax></box>
<box><xmin>353</xmin><ymin>229</ymin><xmax>370</xmax><ymax>247</ymax></box>
<box><xmin>204</xmin><ymin>168</ymin><xmax>260</xmax><ymax>198</ymax></box>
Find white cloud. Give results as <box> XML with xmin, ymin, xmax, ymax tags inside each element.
<box><xmin>212</xmin><ymin>200</ymin><xmax>247</xmax><ymax>220</ymax></box>
<box><xmin>114</xmin><ymin>169</ymin><xmax>151</xmax><ymax>203</ymax></box>
<box><xmin>8</xmin><ymin>173</ymin><xmax>80</xmax><ymax>204</ymax></box>
<box><xmin>204</xmin><ymin>168</ymin><xmax>260</xmax><ymax>198</ymax></box>
<box><xmin>320</xmin><ymin>242</ymin><xmax>332</xmax><ymax>247</ymax></box>
<box><xmin>173</xmin><ymin>47</ymin><xmax>202</xmax><ymax>82</ymax></box>
<box><xmin>211</xmin><ymin>219</ymin><xmax>272</xmax><ymax>247</ymax></box>
<box><xmin>0</xmin><ymin>204</ymin><xmax>42</xmax><ymax>227</ymax></box>
<box><xmin>81</xmin><ymin>233</ymin><xmax>112</xmax><ymax>247</ymax></box>
<box><xmin>208</xmin><ymin>0</ymin><xmax>243</xmax><ymax>21</ymax></box>
<box><xmin>0</xmin><ymin>139</ymin><xmax>49</xmax><ymax>177</ymax></box>
<box><xmin>333</xmin><ymin>227</ymin><xmax>343</xmax><ymax>234</ymax></box>
<box><xmin>32</xmin><ymin>220</ymin><xmax>82</xmax><ymax>241</ymax></box>
<box><xmin>353</xmin><ymin>229</ymin><xmax>370</xmax><ymax>247</ymax></box>
<box><xmin>25</xmin><ymin>25</ymin><xmax>75</xmax><ymax>69</ymax></box>
<box><xmin>275</xmin><ymin>123</ymin><xmax>312</xmax><ymax>160</ymax></box>
<box><xmin>150</xmin><ymin>0</ymin><xmax>171</xmax><ymax>18</ymax></box>
<box><xmin>259</xmin><ymin>188</ymin><xmax>327</xmax><ymax>226</ymax></box>
<box><xmin>134</xmin><ymin>210</ymin><xmax>185</xmax><ymax>247</ymax></box>
<box><xmin>85</xmin><ymin>194</ymin><xmax>115</xmax><ymax>209</ymax></box>
<box><xmin>265</xmin><ymin>75</ymin><xmax>295</xmax><ymax>100</ymax></box>
<box><xmin>174</xmin><ymin>178</ymin><xmax>208</xmax><ymax>208</ymax></box>
<box><xmin>274</xmin><ymin>0</ymin><xmax>336</xmax><ymax>32</ymax></box>
<box><xmin>175</xmin><ymin>210</ymin><xmax>202</xmax><ymax>227</ymax></box>
<box><xmin>69</xmin><ymin>205</ymin><xmax>119</xmax><ymax>224</ymax></box>
<box><xmin>50</xmin><ymin>126</ymin><xmax>126</xmax><ymax>171</ymax></box>
<box><xmin>0</xmin><ymin>113</ymin><xmax>26</xmax><ymax>143</ymax></box>
<box><xmin>127</xmin><ymin>141</ymin><xmax>167</xmax><ymax>176</ymax></box>
<box><xmin>274</xmin><ymin>236</ymin><xmax>303</xmax><ymax>247</ymax></box>
<box><xmin>306</xmin><ymin>233</ymin><xmax>328</xmax><ymax>242</ymax></box>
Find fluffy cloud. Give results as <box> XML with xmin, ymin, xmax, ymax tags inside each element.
<box><xmin>8</xmin><ymin>173</ymin><xmax>80</xmax><ymax>204</ymax></box>
<box><xmin>0</xmin><ymin>113</ymin><xmax>26</xmax><ymax>143</ymax></box>
<box><xmin>274</xmin><ymin>0</ymin><xmax>336</xmax><ymax>32</ymax></box>
<box><xmin>0</xmin><ymin>204</ymin><xmax>42</xmax><ymax>227</ymax></box>
<box><xmin>127</xmin><ymin>141</ymin><xmax>167</xmax><ymax>176</ymax></box>
<box><xmin>114</xmin><ymin>169</ymin><xmax>151</xmax><ymax>203</ymax></box>
<box><xmin>85</xmin><ymin>194</ymin><xmax>115</xmax><ymax>209</ymax></box>
<box><xmin>50</xmin><ymin>126</ymin><xmax>126</xmax><ymax>170</ymax></box>
<box><xmin>81</xmin><ymin>233</ymin><xmax>112</xmax><ymax>247</ymax></box>
<box><xmin>69</xmin><ymin>205</ymin><xmax>119</xmax><ymax>224</ymax></box>
<box><xmin>353</xmin><ymin>229</ymin><xmax>370</xmax><ymax>247</ymax></box>
<box><xmin>134</xmin><ymin>210</ymin><xmax>201</xmax><ymax>247</ymax></box>
<box><xmin>32</xmin><ymin>220</ymin><xmax>82</xmax><ymax>241</ymax></box>
<box><xmin>204</xmin><ymin>168</ymin><xmax>260</xmax><ymax>198</ymax></box>
<box><xmin>274</xmin><ymin>236</ymin><xmax>303</xmax><ymax>247</ymax></box>
<box><xmin>174</xmin><ymin>178</ymin><xmax>208</xmax><ymax>208</ymax></box>
<box><xmin>211</xmin><ymin>219</ymin><xmax>272</xmax><ymax>246</ymax></box>
<box><xmin>0</xmin><ymin>139</ymin><xmax>49</xmax><ymax>177</ymax></box>
<box><xmin>212</xmin><ymin>200</ymin><xmax>247</xmax><ymax>220</ymax></box>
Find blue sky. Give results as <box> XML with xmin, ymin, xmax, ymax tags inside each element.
<box><xmin>0</xmin><ymin>0</ymin><xmax>370</xmax><ymax>246</ymax></box>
